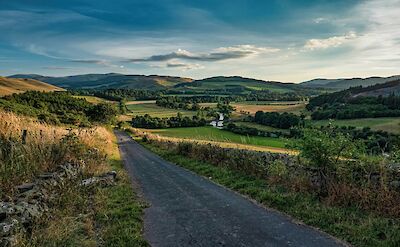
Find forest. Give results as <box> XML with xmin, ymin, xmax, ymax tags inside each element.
<box><xmin>0</xmin><ymin>91</ymin><xmax>117</xmax><ymax>125</ymax></box>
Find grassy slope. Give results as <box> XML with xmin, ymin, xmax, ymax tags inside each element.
<box><xmin>180</xmin><ymin>78</ymin><xmax>295</xmax><ymax>93</ymax></box>
<box><xmin>145</xmin><ymin>126</ymin><xmax>288</xmax><ymax>148</ymax></box>
<box><xmin>312</xmin><ymin>117</ymin><xmax>400</xmax><ymax>134</ymax></box>
<box><xmin>142</xmin><ymin>141</ymin><xmax>400</xmax><ymax>247</ymax></box>
<box><xmin>126</xmin><ymin>103</ymin><xmax>196</xmax><ymax>118</ymax></box>
<box><xmin>232</xmin><ymin>101</ymin><xmax>307</xmax><ymax>115</ymax></box>
<box><xmin>72</xmin><ymin>95</ymin><xmax>116</xmax><ymax>105</ymax></box>
<box><xmin>0</xmin><ymin>77</ymin><xmax>64</xmax><ymax>96</ymax></box>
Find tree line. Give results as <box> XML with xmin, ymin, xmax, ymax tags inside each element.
<box><xmin>0</xmin><ymin>91</ymin><xmax>117</xmax><ymax>125</ymax></box>
<box><xmin>254</xmin><ymin>111</ymin><xmax>303</xmax><ymax>129</ymax></box>
<box><xmin>131</xmin><ymin>113</ymin><xmax>207</xmax><ymax>129</ymax></box>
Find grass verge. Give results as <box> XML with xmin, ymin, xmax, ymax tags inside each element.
<box><xmin>94</xmin><ymin>131</ymin><xmax>148</xmax><ymax>247</ymax></box>
<box><xmin>141</xmin><ymin>140</ymin><xmax>400</xmax><ymax>247</ymax></box>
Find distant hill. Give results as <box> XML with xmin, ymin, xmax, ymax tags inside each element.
<box><xmin>351</xmin><ymin>79</ymin><xmax>400</xmax><ymax>97</ymax></box>
<box><xmin>174</xmin><ymin>76</ymin><xmax>298</xmax><ymax>93</ymax></box>
<box><xmin>300</xmin><ymin>75</ymin><xmax>400</xmax><ymax>90</ymax></box>
<box><xmin>8</xmin><ymin>73</ymin><xmax>193</xmax><ymax>89</ymax></box>
<box><xmin>0</xmin><ymin>77</ymin><xmax>64</xmax><ymax>96</ymax></box>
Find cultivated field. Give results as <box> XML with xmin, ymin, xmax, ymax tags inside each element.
<box><xmin>312</xmin><ymin>117</ymin><xmax>400</xmax><ymax>134</ymax></box>
<box><xmin>234</xmin><ymin>121</ymin><xmax>290</xmax><ymax>133</ymax></box>
<box><xmin>143</xmin><ymin>126</ymin><xmax>289</xmax><ymax>149</ymax></box>
<box><xmin>232</xmin><ymin>101</ymin><xmax>306</xmax><ymax>115</ymax></box>
<box><xmin>126</xmin><ymin>103</ymin><xmax>196</xmax><ymax>118</ymax></box>
<box><xmin>72</xmin><ymin>95</ymin><xmax>116</xmax><ymax>104</ymax></box>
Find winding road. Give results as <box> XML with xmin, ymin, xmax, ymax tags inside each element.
<box><xmin>115</xmin><ymin>131</ymin><xmax>345</xmax><ymax>247</ymax></box>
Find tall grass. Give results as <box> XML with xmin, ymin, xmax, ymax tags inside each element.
<box><xmin>0</xmin><ymin>110</ymin><xmax>113</xmax><ymax>194</ymax></box>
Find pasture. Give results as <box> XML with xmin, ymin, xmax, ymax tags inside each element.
<box><xmin>312</xmin><ymin>117</ymin><xmax>400</xmax><ymax>134</ymax></box>
<box><xmin>232</xmin><ymin>101</ymin><xmax>306</xmax><ymax>115</ymax></box>
<box><xmin>144</xmin><ymin>126</ymin><xmax>289</xmax><ymax>149</ymax></box>
<box><xmin>181</xmin><ymin>80</ymin><xmax>294</xmax><ymax>93</ymax></box>
<box><xmin>72</xmin><ymin>95</ymin><xmax>115</xmax><ymax>104</ymax></box>
<box><xmin>126</xmin><ymin>103</ymin><xmax>196</xmax><ymax>118</ymax></box>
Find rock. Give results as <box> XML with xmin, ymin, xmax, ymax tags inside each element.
<box><xmin>100</xmin><ymin>171</ymin><xmax>117</xmax><ymax>179</ymax></box>
<box><xmin>38</xmin><ymin>173</ymin><xmax>54</xmax><ymax>180</ymax></box>
<box><xmin>81</xmin><ymin>171</ymin><xmax>117</xmax><ymax>187</ymax></box>
<box><xmin>15</xmin><ymin>183</ymin><xmax>34</xmax><ymax>193</ymax></box>
<box><xmin>81</xmin><ymin>177</ymin><xmax>99</xmax><ymax>186</ymax></box>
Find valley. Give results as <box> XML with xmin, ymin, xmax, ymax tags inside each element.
<box><xmin>1</xmin><ymin>73</ymin><xmax>400</xmax><ymax>247</ymax></box>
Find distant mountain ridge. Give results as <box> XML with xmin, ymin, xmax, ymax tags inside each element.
<box><xmin>7</xmin><ymin>73</ymin><xmax>400</xmax><ymax>92</ymax></box>
<box><xmin>8</xmin><ymin>73</ymin><xmax>193</xmax><ymax>89</ymax></box>
<box><xmin>301</xmin><ymin>75</ymin><xmax>400</xmax><ymax>90</ymax></box>
<box><xmin>0</xmin><ymin>77</ymin><xmax>64</xmax><ymax>96</ymax></box>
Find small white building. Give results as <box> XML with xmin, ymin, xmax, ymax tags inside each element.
<box><xmin>210</xmin><ymin>113</ymin><xmax>224</xmax><ymax>129</ymax></box>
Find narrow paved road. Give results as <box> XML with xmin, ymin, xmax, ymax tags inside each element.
<box><xmin>116</xmin><ymin>131</ymin><xmax>345</xmax><ymax>247</ymax></box>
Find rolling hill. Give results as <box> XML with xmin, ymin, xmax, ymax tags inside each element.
<box><xmin>0</xmin><ymin>77</ymin><xmax>64</xmax><ymax>96</ymax></box>
<box><xmin>8</xmin><ymin>73</ymin><xmax>193</xmax><ymax>89</ymax></box>
<box><xmin>301</xmin><ymin>75</ymin><xmax>400</xmax><ymax>90</ymax></box>
<box><xmin>174</xmin><ymin>76</ymin><xmax>298</xmax><ymax>93</ymax></box>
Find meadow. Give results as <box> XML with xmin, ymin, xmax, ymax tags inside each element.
<box><xmin>72</xmin><ymin>95</ymin><xmax>115</xmax><ymax>104</ymax></box>
<box><xmin>181</xmin><ymin>80</ymin><xmax>295</xmax><ymax>93</ymax></box>
<box><xmin>144</xmin><ymin>126</ymin><xmax>289</xmax><ymax>149</ymax></box>
<box><xmin>126</xmin><ymin>103</ymin><xmax>196</xmax><ymax>118</ymax></box>
<box><xmin>312</xmin><ymin>117</ymin><xmax>400</xmax><ymax>134</ymax></box>
<box><xmin>232</xmin><ymin>101</ymin><xmax>306</xmax><ymax>115</ymax></box>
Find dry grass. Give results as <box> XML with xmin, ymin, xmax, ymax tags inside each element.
<box><xmin>232</xmin><ymin>101</ymin><xmax>307</xmax><ymax>115</ymax></box>
<box><xmin>0</xmin><ymin>77</ymin><xmax>64</xmax><ymax>96</ymax></box>
<box><xmin>0</xmin><ymin>110</ymin><xmax>113</xmax><ymax>193</ymax></box>
<box><xmin>72</xmin><ymin>95</ymin><xmax>115</xmax><ymax>105</ymax></box>
<box><xmin>125</xmin><ymin>100</ymin><xmax>156</xmax><ymax>105</ymax></box>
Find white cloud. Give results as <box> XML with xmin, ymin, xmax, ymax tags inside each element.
<box><xmin>127</xmin><ymin>45</ymin><xmax>279</xmax><ymax>62</ymax></box>
<box><xmin>151</xmin><ymin>61</ymin><xmax>204</xmax><ymax>71</ymax></box>
<box><xmin>304</xmin><ymin>32</ymin><xmax>357</xmax><ymax>50</ymax></box>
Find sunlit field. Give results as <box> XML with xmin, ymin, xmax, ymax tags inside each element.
<box><xmin>126</xmin><ymin>103</ymin><xmax>196</xmax><ymax>118</ymax></box>
<box><xmin>312</xmin><ymin>117</ymin><xmax>400</xmax><ymax>134</ymax></box>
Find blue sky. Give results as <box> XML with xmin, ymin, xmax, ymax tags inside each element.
<box><xmin>0</xmin><ymin>0</ymin><xmax>399</xmax><ymax>82</ymax></box>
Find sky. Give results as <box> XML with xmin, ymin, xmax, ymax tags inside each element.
<box><xmin>0</xmin><ymin>0</ymin><xmax>399</xmax><ymax>82</ymax></box>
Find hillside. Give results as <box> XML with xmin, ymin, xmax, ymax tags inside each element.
<box><xmin>174</xmin><ymin>76</ymin><xmax>298</xmax><ymax>93</ymax></box>
<box><xmin>0</xmin><ymin>77</ymin><xmax>64</xmax><ymax>96</ymax></box>
<box><xmin>8</xmin><ymin>73</ymin><xmax>193</xmax><ymax>89</ymax></box>
<box><xmin>301</xmin><ymin>75</ymin><xmax>400</xmax><ymax>90</ymax></box>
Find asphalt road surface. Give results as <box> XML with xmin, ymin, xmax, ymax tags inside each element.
<box><xmin>115</xmin><ymin>131</ymin><xmax>345</xmax><ymax>247</ymax></box>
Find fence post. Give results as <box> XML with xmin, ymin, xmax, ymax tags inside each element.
<box><xmin>22</xmin><ymin>129</ymin><xmax>27</xmax><ymax>144</ymax></box>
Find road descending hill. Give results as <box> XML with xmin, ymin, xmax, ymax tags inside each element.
<box><xmin>116</xmin><ymin>131</ymin><xmax>344</xmax><ymax>247</ymax></box>
<box><xmin>0</xmin><ymin>77</ymin><xmax>64</xmax><ymax>96</ymax></box>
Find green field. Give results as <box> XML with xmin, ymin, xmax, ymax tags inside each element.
<box><xmin>149</xmin><ymin>126</ymin><xmax>289</xmax><ymax>148</ymax></box>
<box><xmin>126</xmin><ymin>103</ymin><xmax>196</xmax><ymax>118</ymax></box>
<box><xmin>73</xmin><ymin>95</ymin><xmax>115</xmax><ymax>104</ymax></box>
<box><xmin>312</xmin><ymin>117</ymin><xmax>400</xmax><ymax>134</ymax></box>
<box><xmin>235</xmin><ymin>121</ymin><xmax>290</xmax><ymax>133</ymax></box>
<box><xmin>180</xmin><ymin>80</ymin><xmax>294</xmax><ymax>93</ymax></box>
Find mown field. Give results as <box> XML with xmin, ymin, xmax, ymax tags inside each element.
<box><xmin>232</xmin><ymin>101</ymin><xmax>306</xmax><ymax>115</ymax></box>
<box><xmin>144</xmin><ymin>126</ymin><xmax>289</xmax><ymax>149</ymax></box>
<box><xmin>197</xmin><ymin>101</ymin><xmax>306</xmax><ymax>117</ymax></box>
<box><xmin>234</xmin><ymin>121</ymin><xmax>290</xmax><ymax>133</ymax></box>
<box><xmin>72</xmin><ymin>95</ymin><xmax>115</xmax><ymax>104</ymax></box>
<box><xmin>179</xmin><ymin>80</ymin><xmax>295</xmax><ymax>93</ymax></box>
<box><xmin>126</xmin><ymin>103</ymin><xmax>196</xmax><ymax>118</ymax></box>
<box><xmin>312</xmin><ymin>117</ymin><xmax>400</xmax><ymax>134</ymax></box>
